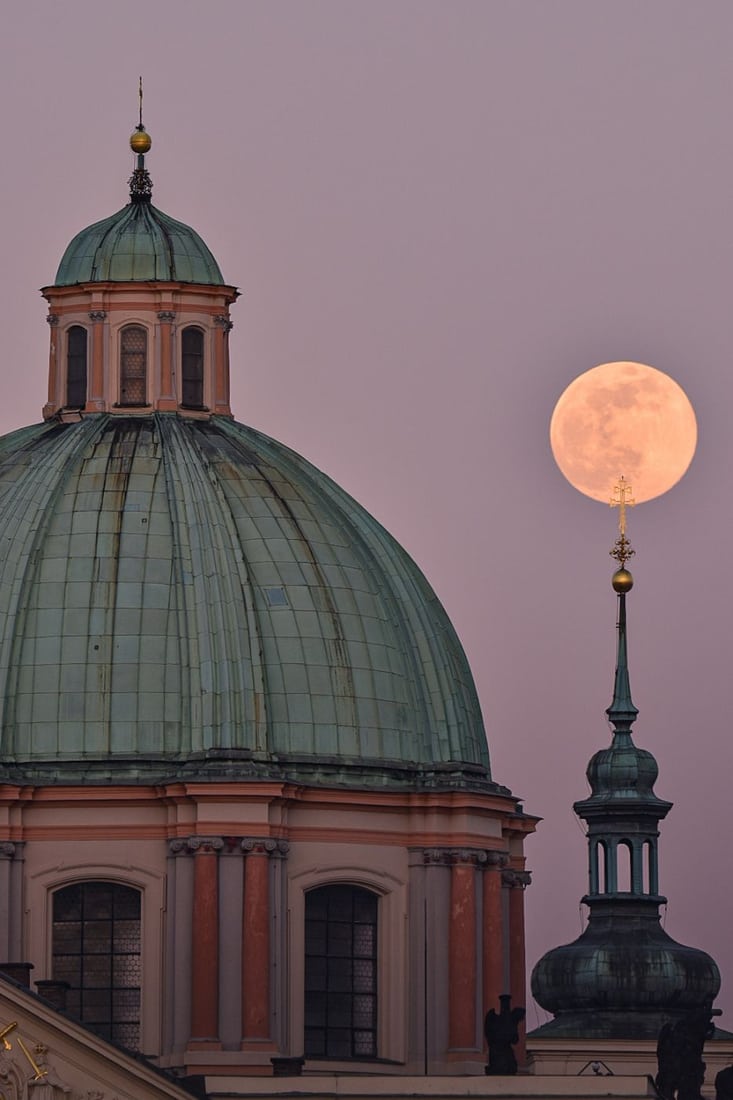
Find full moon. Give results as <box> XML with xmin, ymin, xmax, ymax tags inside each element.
<box><xmin>550</xmin><ymin>361</ymin><xmax>697</xmax><ymax>504</ymax></box>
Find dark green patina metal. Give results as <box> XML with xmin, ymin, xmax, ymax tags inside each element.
<box><xmin>530</xmin><ymin>581</ymin><xmax>721</xmax><ymax>1039</ymax></box>
<box><xmin>0</xmin><ymin>414</ymin><xmax>501</xmax><ymax>793</ymax></box>
<box><xmin>54</xmin><ymin>201</ymin><xmax>225</xmax><ymax>286</ymax></box>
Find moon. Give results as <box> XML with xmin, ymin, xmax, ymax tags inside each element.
<box><xmin>550</xmin><ymin>361</ymin><xmax>697</xmax><ymax>504</ymax></box>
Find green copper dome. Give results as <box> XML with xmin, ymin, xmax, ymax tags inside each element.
<box><xmin>54</xmin><ymin>202</ymin><xmax>225</xmax><ymax>286</ymax></box>
<box><xmin>0</xmin><ymin>415</ymin><xmax>496</xmax><ymax>790</ymax></box>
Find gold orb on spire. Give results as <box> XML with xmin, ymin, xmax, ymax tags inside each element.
<box><xmin>130</xmin><ymin>128</ymin><xmax>152</xmax><ymax>155</ymax></box>
<box><xmin>612</xmin><ymin>567</ymin><xmax>634</xmax><ymax>593</ymax></box>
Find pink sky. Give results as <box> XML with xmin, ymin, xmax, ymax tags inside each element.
<box><xmin>3</xmin><ymin>1</ymin><xmax>733</xmax><ymax>1029</ymax></box>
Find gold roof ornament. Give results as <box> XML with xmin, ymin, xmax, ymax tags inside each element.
<box><xmin>130</xmin><ymin>75</ymin><xmax>152</xmax><ymax>154</ymax></box>
<box><xmin>128</xmin><ymin>77</ymin><xmax>153</xmax><ymax>201</ymax></box>
<box><xmin>610</xmin><ymin>476</ymin><xmax>635</xmax><ymax>573</ymax></box>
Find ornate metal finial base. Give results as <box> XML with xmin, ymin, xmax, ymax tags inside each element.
<box><xmin>610</xmin><ymin>533</ymin><xmax>635</xmax><ymax>569</ymax></box>
<box><xmin>128</xmin><ymin>167</ymin><xmax>153</xmax><ymax>201</ymax></box>
<box><xmin>610</xmin><ymin>477</ymin><xmax>635</xmax><ymax>568</ymax></box>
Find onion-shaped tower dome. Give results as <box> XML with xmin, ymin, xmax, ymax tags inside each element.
<box><xmin>0</xmin><ymin>117</ymin><xmax>501</xmax><ymax>795</ymax></box>
<box><xmin>530</xmin><ymin>566</ymin><xmax>720</xmax><ymax>1039</ymax></box>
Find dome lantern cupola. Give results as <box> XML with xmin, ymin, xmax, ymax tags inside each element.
<box><xmin>530</xmin><ymin>553</ymin><xmax>720</xmax><ymax>1040</ymax></box>
<box><xmin>42</xmin><ymin>100</ymin><xmax>238</xmax><ymax>422</ymax></box>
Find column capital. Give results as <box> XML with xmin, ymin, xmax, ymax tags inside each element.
<box><xmin>169</xmin><ymin>835</ymin><xmax>225</xmax><ymax>855</ymax></box>
<box><xmin>88</xmin><ymin>310</ymin><xmax>107</xmax><ymax>322</ymax></box>
<box><xmin>502</xmin><ymin>868</ymin><xmax>532</xmax><ymax>889</ymax></box>
<box><xmin>214</xmin><ymin>315</ymin><xmax>234</xmax><ymax>332</ymax></box>
<box><xmin>46</xmin><ymin>314</ymin><xmax>59</xmax><ymax>326</ymax></box>
<box><xmin>485</xmin><ymin>851</ymin><xmax>510</xmax><ymax>869</ymax></box>
<box><xmin>157</xmin><ymin>311</ymin><xmax>176</xmax><ymax>323</ymax></box>
<box><xmin>241</xmin><ymin>837</ymin><xmax>288</xmax><ymax>857</ymax></box>
<box><xmin>187</xmin><ymin>835</ymin><xmax>224</xmax><ymax>854</ymax></box>
<box><xmin>423</xmin><ymin>847</ymin><xmax>487</xmax><ymax>866</ymax></box>
<box><xmin>0</xmin><ymin>842</ymin><xmax>15</xmax><ymax>860</ymax></box>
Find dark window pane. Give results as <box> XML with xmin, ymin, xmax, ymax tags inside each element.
<box><xmin>328</xmin><ymin>923</ymin><xmax>352</xmax><ymax>957</ymax></box>
<box><xmin>66</xmin><ymin>326</ymin><xmax>87</xmax><ymax>407</ymax></box>
<box><xmin>305</xmin><ymin>920</ymin><xmax>327</xmax><ymax>954</ymax></box>
<box><xmin>55</xmin><ymin>884</ymin><xmax>82</xmax><ymax>920</ymax></box>
<box><xmin>304</xmin><ymin>1028</ymin><xmax>326</xmax><ymax>1057</ymax></box>
<box><xmin>304</xmin><ymin>884</ymin><xmax>378</xmax><ymax>1059</ymax></box>
<box><xmin>326</xmin><ymin>1030</ymin><xmax>352</xmax><ymax>1058</ymax></box>
<box><xmin>181</xmin><ymin>327</ymin><xmax>204</xmax><ymax>408</ymax></box>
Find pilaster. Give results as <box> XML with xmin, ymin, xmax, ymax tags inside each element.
<box><xmin>240</xmin><ymin>838</ymin><xmax>288</xmax><ymax>1050</ymax></box>
<box><xmin>188</xmin><ymin>836</ymin><xmax>224</xmax><ymax>1048</ymax></box>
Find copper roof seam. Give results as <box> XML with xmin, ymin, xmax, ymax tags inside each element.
<box><xmin>223</xmin><ymin>423</ymin><xmax>362</xmax><ymax>756</ymax></box>
<box><xmin>167</xmin><ymin>417</ymin><xmax>267</xmax><ymax>751</ymax></box>
<box><xmin>157</xmin><ymin>417</ymin><xmax>254</xmax><ymax>753</ymax></box>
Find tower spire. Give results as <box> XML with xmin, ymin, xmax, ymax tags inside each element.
<box><xmin>607</xmin><ymin>488</ymin><xmax>638</xmax><ymax>729</ymax></box>
<box><xmin>129</xmin><ymin>77</ymin><xmax>153</xmax><ymax>202</ymax></box>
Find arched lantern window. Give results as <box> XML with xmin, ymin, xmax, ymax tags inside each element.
<box><xmin>52</xmin><ymin>881</ymin><xmax>142</xmax><ymax>1050</ymax></box>
<box><xmin>181</xmin><ymin>326</ymin><xmax>205</xmax><ymax>408</ymax></box>
<box><xmin>66</xmin><ymin>325</ymin><xmax>87</xmax><ymax>408</ymax></box>
<box><xmin>304</xmin><ymin>884</ymin><xmax>378</xmax><ymax>1059</ymax></box>
<box><xmin>119</xmin><ymin>325</ymin><xmax>147</xmax><ymax>406</ymax></box>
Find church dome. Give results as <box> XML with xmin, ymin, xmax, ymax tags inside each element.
<box><xmin>54</xmin><ymin>201</ymin><xmax>225</xmax><ymax>286</ymax></box>
<box><xmin>0</xmin><ymin>414</ymin><xmax>495</xmax><ymax>790</ymax></box>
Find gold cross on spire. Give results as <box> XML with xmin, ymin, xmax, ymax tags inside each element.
<box><xmin>610</xmin><ymin>476</ymin><xmax>635</xmax><ymax>535</ymax></box>
<box><xmin>609</xmin><ymin>476</ymin><xmax>635</xmax><ymax>567</ymax></box>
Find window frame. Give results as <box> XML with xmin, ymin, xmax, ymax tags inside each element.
<box><xmin>304</xmin><ymin>884</ymin><xmax>378</xmax><ymax>1060</ymax></box>
<box><xmin>181</xmin><ymin>325</ymin><xmax>206</xmax><ymax>409</ymax></box>
<box><xmin>51</xmin><ymin>880</ymin><xmax>142</xmax><ymax>1050</ymax></box>
<box><xmin>119</xmin><ymin>323</ymin><xmax>149</xmax><ymax>407</ymax></box>
<box><xmin>65</xmin><ymin>324</ymin><xmax>88</xmax><ymax>409</ymax></box>
<box><xmin>288</xmin><ymin>865</ymin><xmax>407</xmax><ymax>1065</ymax></box>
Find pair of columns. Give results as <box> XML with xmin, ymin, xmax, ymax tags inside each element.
<box><xmin>170</xmin><ymin>836</ymin><xmax>286</xmax><ymax>1049</ymax></box>
<box><xmin>425</xmin><ymin>848</ymin><xmax>530</xmax><ymax>1057</ymax></box>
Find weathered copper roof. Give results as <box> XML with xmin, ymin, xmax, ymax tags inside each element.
<box><xmin>0</xmin><ymin>415</ymin><xmax>496</xmax><ymax>790</ymax></box>
<box><xmin>54</xmin><ymin>201</ymin><xmax>224</xmax><ymax>286</ymax></box>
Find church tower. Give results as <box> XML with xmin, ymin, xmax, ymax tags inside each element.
<box><xmin>530</xmin><ymin>552</ymin><xmax>720</xmax><ymax>1049</ymax></box>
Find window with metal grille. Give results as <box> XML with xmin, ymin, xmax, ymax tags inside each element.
<box><xmin>119</xmin><ymin>325</ymin><xmax>147</xmax><ymax>405</ymax></box>
<box><xmin>66</xmin><ymin>325</ymin><xmax>87</xmax><ymax>407</ymax></box>
<box><xmin>52</xmin><ymin>882</ymin><xmax>142</xmax><ymax>1050</ymax></box>
<box><xmin>181</xmin><ymin>327</ymin><xmax>204</xmax><ymax>408</ymax></box>
<box><xmin>304</xmin><ymin>884</ymin><xmax>378</xmax><ymax>1059</ymax></box>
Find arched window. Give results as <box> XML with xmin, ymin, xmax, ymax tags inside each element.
<box><xmin>52</xmin><ymin>882</ymin><xmax>141</xmax><ymax>1050</ymax></box>
<box><xmin>66</xmin><ymin>326</ymin><xmax>87</xmax><ymax>408</ymax></box>
<box><xmin>119</xmin><ymin>325</ymin><xmax>147</xmax><ymax>406</ymax></box>
<box><xmin>181</xmin><ymin>327</ymin><xmax>205</xmax><ymax>408</ymax></box>
<box><xmin>304</xmin><ymin>884</ymin><xmax>378</xmax><ymax>1059</ymax></box>
<box><xmin>617</xmin><ymin>840</ymin><xmax>632</xmax><ymax>892</ymax></box>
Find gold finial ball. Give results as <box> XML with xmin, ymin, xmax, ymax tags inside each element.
<box><xmin>612</xmin><ymin>567</ymin><xmax>634</xmax><ymax>593</ymax></box>
<box><xmin>130</xmin><ymin>129</ymin><xmax>152</xmax><ymax>155</ymax></box>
